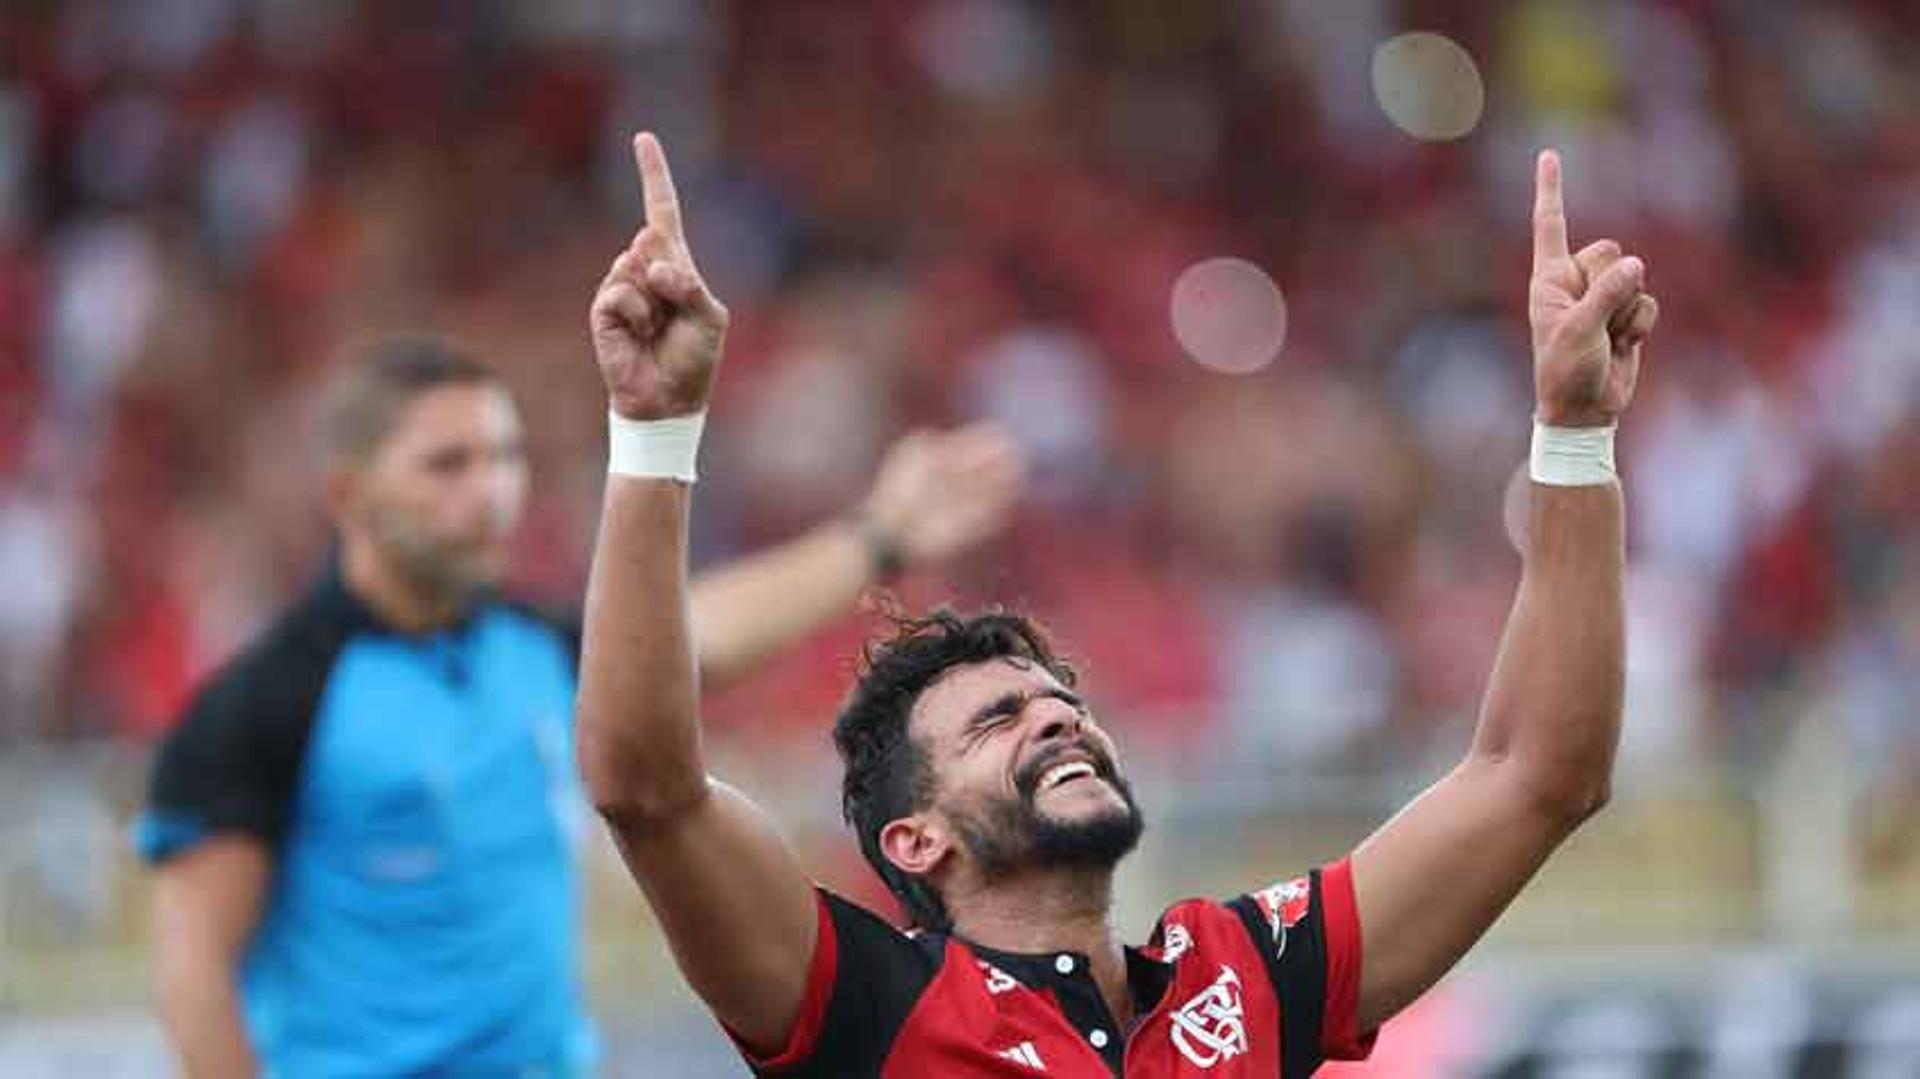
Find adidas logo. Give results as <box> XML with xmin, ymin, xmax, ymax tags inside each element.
<box><xmin>997</xmin><ymin>1041</ymin><xmax>1046</xmax><ymax>1070</ymax></box>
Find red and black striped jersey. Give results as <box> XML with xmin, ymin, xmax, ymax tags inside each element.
<box><xmin>734</xmin><ymin>859</ymin><xmax>1374</xmax><ymax>1077</ymax></box>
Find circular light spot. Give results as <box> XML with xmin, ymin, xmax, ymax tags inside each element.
<box><xmin>1054</xmin><ymin>954</ymin><xmax>1076</xmax><ymax>975</ymax></box>
<box><xmin>1372</xmin><ymin>32</ymin><xmax>1486</xmax><ymax>142</ymax></box>
<box><xmin>1503</xmin><ymin>462</ymin><xmax>1531</xmax><ymax>556</ymax></box>
<box><xmin>1089</xmin><ymin>1029</ymin><xmax>1111</xmax><ymax>1049</ymax></box>
<box><xmin>1170</xmin><ymin>258</ymin><xmax>1288</xmax><ymax>374</ymax></box>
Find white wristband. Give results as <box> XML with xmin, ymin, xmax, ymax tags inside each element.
<box><xmin>608</xmin><ymin>409</ymin><xmax>705</xmax><ymax>482</ymax></box>
<box><xmin>1529</xmin><ymin>421</ymin><xmax>1617</xmax><ymax>486</ymax></box>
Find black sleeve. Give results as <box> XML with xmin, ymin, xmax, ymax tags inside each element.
<box><xmin>134</xmin><ymin>623</ymin><xmax>339</xmax><ymax>864</ymax></box>
<box><xmin>743</xmin><ymin>891</ymin><xmax>939</xmax><ymax>1078</ymax></box>
<box><xmin>1227</xmin><ymin>860</ymin><xmax>1373</xmax><ymax>1076</ymax></box>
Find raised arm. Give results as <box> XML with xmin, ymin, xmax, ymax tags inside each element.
<box><xmin>573</xmin><ymin>133</ymin><xmax>818</xmax><ymax>1055</ymax></box>
<box><xmin>1347</xmin><ymin>151</ymin><xmax>1661</xmax><ymax>1031</ymax></box>
<box><xmin>691</xmin><ymin>424</ymin><xmax>1024</xmax><ymax>690</ymax></box>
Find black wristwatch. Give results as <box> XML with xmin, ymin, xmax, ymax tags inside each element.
<box><xmin>858</xmin><ymin>515</ymin><xmax>908</xmax><ymax>584</ymax></box>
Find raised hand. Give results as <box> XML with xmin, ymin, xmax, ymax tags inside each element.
<box><xmin>1528</xmin><ymin>150</ymin><xmax>1660</xmax><ymax>427</ymax></box>
<box><xmin>861</xmin><ymin>424</ymin><xmax>1028</xmax><ymax>567</ymax></box>
<box><xmin>591</xmin><ymin>133</ymin><xmax>729</xmax><ymax>420</ymax></box>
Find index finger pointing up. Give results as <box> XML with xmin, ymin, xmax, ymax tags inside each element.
<box><xmin>634</xmin><ymin>132</ymin><xmax>684</xmax><ymax>241</ymax></box>
<box><xmin>1532</xmin><ymin>149</ymin><xmax>1570</xmax><ymax>275</ymax></box>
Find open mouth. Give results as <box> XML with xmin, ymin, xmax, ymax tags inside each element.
<box><xmin>1037</xmin><ymin>759</ymin><xmax>1102</xmax><ymax>793</ymax></box>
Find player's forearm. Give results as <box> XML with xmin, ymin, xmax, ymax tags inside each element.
<box><xmin>157</xmin><ymin>960</ymin><xmax>257</xmax><ymax>1079</ymax></box>
<box><xmin>576</xmin><ymin>478</ymin><xmax>710</xmax><ymax>824</ymax></box>
<box><xmin>691</xmin><ymin>518</ymin><xmax>874</xmax><ymax>691</ymax></box>
<box><xmin>1470</xmin><ymin>480</ymin><xmax>1625</xmax><ymax>824</ymax></box>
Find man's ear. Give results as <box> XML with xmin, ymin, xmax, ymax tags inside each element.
<box><xmin>323</xmin><ymin>463</ymin><xmax>360</xmax><ymax>528</ymax></box>
<box><xmin>879</xmin><ymin>814</ymin><xmax>950</xmax><ymax>880</ymax></box>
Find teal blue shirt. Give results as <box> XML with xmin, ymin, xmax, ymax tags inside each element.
<box><xmin>137</xmin><ymin>575</ymin><xmax>595</xmax><ymax>1076</ymax></box>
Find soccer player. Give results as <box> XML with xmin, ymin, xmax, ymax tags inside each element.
<box><xmin>137</xmin><ymin>338</ymin><xmax>1024</xmax><ymax>1077</ymax></box>
<box><xmin>577</xmin><ymin>135</ymin><xmax>1658</xmax><ymax>1076</ymax></box>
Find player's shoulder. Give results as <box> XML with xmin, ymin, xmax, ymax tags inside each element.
<box><xmin>1157</xmin><ymin>889</ymin><xmax>1276</xmax><ymax>928</ymax></box>
<box><xmin>1237</xmin><ymin>873</ymin><xmax>1318</xmax><ymax>940</ymax></box>
<box><xmin>1143</xmin><ymin>871</ymin><xmax>1329</xmax><ymax>961</ymax></box>
<box><xmin>820</xmin><ymin>890</ymin><xmax>944</xmax><ymax>963</ymax></box>
<box><xmin>747</xmin><ymin>891</ymin><xmax>943</xmax><ymax>1078</ymax></box>
<box><xmin>1148</xmin><ymin>892</ymin><xmax>1270</xmax><ymax>956</ymax></box>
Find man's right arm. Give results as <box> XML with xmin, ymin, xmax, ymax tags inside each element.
<box><xmin>139</xmin><ymin>638</ymin><xmax>314</xmax><ymax>1079</ymax></box>
<box><xmin>152</xmin><ymin>837</ymin><xmax>268</xmax><ymax>1079</ymax></box>
<box><xmin>574</xmin><ymin>132</ymin><xmax>820</xmax><ymax>1056</ymax></box>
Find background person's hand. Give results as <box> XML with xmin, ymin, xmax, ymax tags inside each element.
<box><xmin>861</xmin><ymin>424</ymin><xmax>1028</xmax><ymax>567</ymax></box>
<box><xmin>1527</xmin><ymin>150</ymin><xmax>1661</xmax><ymax>428</ymax></box>
<box><xmin>590</xmin><ymin>132</ymin><xmax>729</xmax><ymax>421</ymax></box>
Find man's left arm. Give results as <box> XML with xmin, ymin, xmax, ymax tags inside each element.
<box><xmin>690</xmin><ymin>425</ymin><xmax>1023</xmax><ymax>690</ymax></box>
<box><xmin>1346</xmin><ymin>150</ymin><xmax>1662</xmax><ymax>1033</ymax></box>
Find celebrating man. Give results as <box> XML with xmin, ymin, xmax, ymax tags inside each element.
<box><xmin>139</xmin><ymin>335</ymin><xmax>1022</xmax><ymax>1077</ymax></box>
<box><xmin>576</xmin><ymin>134</ymin><xmax>1657</xmax><ymax>1077</ymax></box>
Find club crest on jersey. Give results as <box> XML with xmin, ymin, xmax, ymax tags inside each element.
<box><xmin>1170</xmin><ymin>965</ymin><xmax>1248</xmax><ymax>1068</ymax></box>
<box><xmin>1254</xmin><ymin>877</ymin><xmax>1311</xmax><ymax>957</ymax></box>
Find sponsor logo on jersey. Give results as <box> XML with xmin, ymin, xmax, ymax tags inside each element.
<box><xmin>979</xmin><ymin>960</ymin><xmax>1019</xmax><ymax>995</ymax></box>
<box><xmin>1254</xmin><ymin>877</ymin><xmax>1311</xmax><ymax>956</ymax></box>
<box><xmin>1161</xmin><ymin>922</ymin><xmax>1194</xmax><ymax>963</ymax></box>
<box><xmin>1170</xmin><ymin>965</ymin><xmax>1249</xmax><ymax>1068</ymax></box>
<box><xmin>997</xmin><ymin>1040</ymin><xmax>1047</xmax><ymax>1070</ymax></box>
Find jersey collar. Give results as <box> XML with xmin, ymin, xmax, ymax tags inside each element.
<box><xmin>960</xmin><ymin>937</ymin><xmax>1175</xmax><ymax>1025</ymax></box>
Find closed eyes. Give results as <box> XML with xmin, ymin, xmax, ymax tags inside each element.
<box><xmin>963</xmin><ymin>688</ymin><xmax>1088</xmax><ymax>742</ymax></box>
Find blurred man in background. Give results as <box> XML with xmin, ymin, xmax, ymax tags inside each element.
<box><xmin>574</xmin><ymin>136</ymin><xmax>1656</xmax><ymax>1077</ymax></box>
<box><xmin>134</xmin><ymin>336</ymin><xmax>1023</xmax><ymax>1077</ymax></box>
<box><xmin>2</xmin><ymin>2</ymin><xmax>1917</xmax><ymax>1074</ymax></box>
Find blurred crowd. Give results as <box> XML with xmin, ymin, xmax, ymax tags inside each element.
<box><xmin>0</xmin><ymin>0</ymin><xmax>1915</xmax><ymax>829</ymax></box>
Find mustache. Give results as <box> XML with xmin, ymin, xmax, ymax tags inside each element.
<box><xmin>1014</xmin><ymin>738</ymin><xmax>1120</xmax><ymax>801</ymax></box>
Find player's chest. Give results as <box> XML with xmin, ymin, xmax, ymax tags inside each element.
<box><xmin>883</xmin><ymin>944</ymin><xmax>1283</xmax><ymax>1077</ymax></box>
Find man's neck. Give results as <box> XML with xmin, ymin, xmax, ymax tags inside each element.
<box><xmin>947</xmin><ymin>868</ymin><xmax>1136</xmax><ymax>1023</ymax></box>
<box><xmin>340</xmin><ymin>540</ymin><xmax>464</xmax><ymax>634</ymax></box>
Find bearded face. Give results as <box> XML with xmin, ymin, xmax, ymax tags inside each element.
<box><xmin>881</xmin><ymin>658</ymin><xmax>1146</xmax><ymax>894</ymax></box>
<box><xmin>334</xmin><ymin>384</ymin><xmax>529</xmax><ymax>607</ymax></box>
<box><xmin>950</xmin><ymin>729</ymin><xmax>1145</xmax><ymax>879</ymax></box>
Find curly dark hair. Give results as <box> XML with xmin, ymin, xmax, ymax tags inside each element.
<box><xmin>833</xmin><ymin>608</ymin><xmax>1075</xmax><ymax>931</ymax></box>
